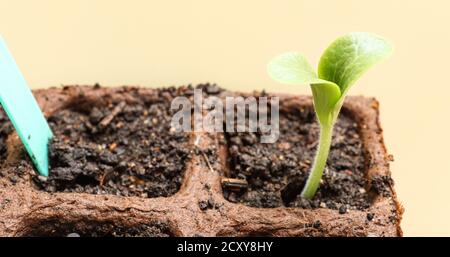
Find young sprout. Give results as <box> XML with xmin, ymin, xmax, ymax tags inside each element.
<box><xmin>267</xmin><ymin>32</ymin><xmax>393</xmax><ymax>199</ymax></box>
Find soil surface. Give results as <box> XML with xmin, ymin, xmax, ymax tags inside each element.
<box><xmin>0</xmin><ymin>108</ymin><xmax>13</xmax><ymax>162</ymax></box>
<box><xmin>33</xmin><ymin>88</ymin><xmax>191</xmax><ymax>198</ymax></box>
<box><xmin>22</xmin><ymin>219</ymin><xmax>172</xmax><ymax>237</ymax></box>
<box><xmin>223</xmin><ymin>106</ymin><xmax>376</xmax><ymax>211</ymax></box>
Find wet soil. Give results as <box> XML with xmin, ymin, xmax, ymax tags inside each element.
<box><xmin>0</xmin><ymin>108</ymin><xmax>13</xmax><ymax>162</ymax></box>
<box><xmin>223</xmin><ymin>106</ymin><xmax>380</xmax><ymax>211</ymax></box>
<box><xmin>33</xmin><ymin>88</ymin><xmax>191</xmax><ymax>198</ymax></box>
<box><xmin>22</xmin><ymin>219</ymin><xmax>172</xmax><ymax>237</ymax></box>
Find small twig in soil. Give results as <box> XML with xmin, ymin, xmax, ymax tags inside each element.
<box><xmin>99</xmin><ymin>170</ymin><xmax>112</xmax><ymax>186</ymax></box>
<box><xmin>221</xmin><ymin>177</ymin><xmax>248</xmax><ymax>191</ymax></box>
<box><xmin>201</xmin><ymin>151</ymin><xmax>215</xmax><ymax>173</ymax></box>
<box><xmin>99</xmin><ymin>101</ymin><xmax>126</xmax><ymax>129</ymax></box>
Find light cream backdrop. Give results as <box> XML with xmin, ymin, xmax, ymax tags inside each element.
<box><xmin>1</xmin><ymin>0</ymin><xmax>448</xmax><ymax>236</ymax></box>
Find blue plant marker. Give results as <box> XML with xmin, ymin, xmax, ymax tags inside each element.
<box><xmin>0</xmin><ymin>36</ymin><xmax>53</xmax><ymax>176</ymax></box>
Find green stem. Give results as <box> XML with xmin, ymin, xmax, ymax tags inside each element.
<box><xmin>301</xmin><ymin>123</ymin><xmax>333</xmax><ymax>199</ymax></box>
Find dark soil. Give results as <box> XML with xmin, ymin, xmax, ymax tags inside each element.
<box><xmin>33</xmin><ymin>88</ymin><xmax>191</xmax><ymax>198</ymax></box>
<box><xmin>0</xmin><ymin>108</ymin><xmax>13</xmax><ymax>162</ymax></box>
<box><xmin>223</xmin><ymin>106</ymin><xmax>375</xmax><ymax>211</ymax></box>
<box><xmin>371</xmin><ymin>175</ymin><xmax>394</xmax><ymax>197</ymax></box>
<box><xmin>22</xmin><ymin>219</ymin><xmax>172</xmax><ymax>237</ymax></box>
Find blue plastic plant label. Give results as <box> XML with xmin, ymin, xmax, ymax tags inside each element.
<box><xmin>0</xmin><ymin>36</ymin><xmax>53</xmax><ymax>176</ymax></box>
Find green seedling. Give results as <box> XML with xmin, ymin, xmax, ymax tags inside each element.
<box><xmin>267</xmin><ymin>32</ymin><xmax>393</xmax><ymax>199</ymax></box>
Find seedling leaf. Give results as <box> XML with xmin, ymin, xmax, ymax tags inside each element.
<box><xmin>268</xmin><ymin>52</ymin><xmax>324</xmax><ymax>85</ymax></box>
<box><xmin>310</xmin><ymin>83</ymin><xmax>341</xmax><ymax>125</ymax></box>
<box><xmin>318</xmin><ymin>32</ymin><xmax>393</xmax><ymax>94</ymax></box>
<box><xmin>267</xmin><ymin>52</ymin><xmax>341</xmax><ymax>125</ymax></box>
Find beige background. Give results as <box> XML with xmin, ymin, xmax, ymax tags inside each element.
<box><xmin>0</xmin><ymin>0</ymin><xmax>448</xmax><ymax>236</ymax></box>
